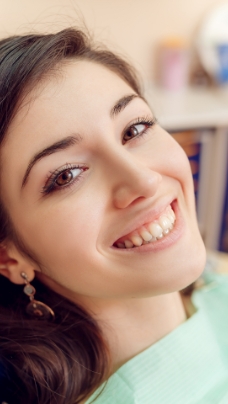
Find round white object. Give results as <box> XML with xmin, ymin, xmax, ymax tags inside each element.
<box><xmin>197</xmin><ymin>3</ymin><xmax>228</xmax><ymax>79</ymax></box>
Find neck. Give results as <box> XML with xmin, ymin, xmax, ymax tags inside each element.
<box><xmin>37</xmin><ymin>273</ymin><xmax>188</xmax><ymax>372</ymax></box>
<box><xmin>78</xmin><ymin>292</ymin><xmax>187</xmax><ymax>372</ymax></box>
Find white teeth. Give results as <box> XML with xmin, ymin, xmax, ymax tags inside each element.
<box><xmin>124</xmin><ymin>240</ymin><xmax>134</xmax><ymax>248</ymax></box>
<box><xmin>159</xmin><ymin>215</ymin><xmax>172</xmax><ymax>231</ymax></box>
<box><xmin>167</xmin><ymin>213</ymin><xmax>175</xmax><ymax>224</ymax></box>
<box><xmin>139</xmin><ymin>227</ymin><xmax>153</xmax><ymax>241</ymax></box>
<box><xmin>130</xmin><ymin>235</ymin><xmax>143</xmax><ymax>246</ymax></box>
<box><xmin>115</xmin><ymin>205</ymin><xmax>176</xmax><ymax>248</ymax></box>
<box><xmin>148</xmin><ymin>222</ymin><xmax>163</xmax><ymax>238</ymax></box>
<box><xmin>117</xmin><ymin>242</ymin><xmax>125</xmax><ymax>248</ymax></box>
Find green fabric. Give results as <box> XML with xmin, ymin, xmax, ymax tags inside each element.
<box><xmin>86</xmin><ymin>272</ymin><xmax>228</xmax><ymax>403</ymax></box>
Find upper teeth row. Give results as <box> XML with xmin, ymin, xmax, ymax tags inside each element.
<box><xmin>116</xmin><ymin>206</ymin><xmax>176</xmax><ymax>248</ymax></box>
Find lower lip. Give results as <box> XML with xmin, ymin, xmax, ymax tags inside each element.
<box><xmin>111</xmin><ymin>200</ymin><xmax>185</xmax><ymax>253</ymax></box>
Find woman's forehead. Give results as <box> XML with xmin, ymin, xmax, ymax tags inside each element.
<box><xmin>4</xmin><ymin>60</ymin><xmax>135</xmax><ymax>144</ymax></box>
<box><xmin>0</xmin><ymin>60</ymin><xmax>146</xmax><ymax>187</ymax></box>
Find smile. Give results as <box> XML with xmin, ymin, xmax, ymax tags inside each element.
<box><xmin>114</xmin><ymin>205</ymin><xmax>176</xmax><ymax>249</ymax></box>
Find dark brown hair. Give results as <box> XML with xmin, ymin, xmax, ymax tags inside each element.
<box><xmin>0</xmin><ymin>28</ymin><xmax>142</xmax><ymax>403</ymax></box>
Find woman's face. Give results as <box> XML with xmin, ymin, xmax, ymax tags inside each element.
<box><xmin>1</xmin><ymin>60</ymin><xmax>206</xmax><ymax>301</ymax></box>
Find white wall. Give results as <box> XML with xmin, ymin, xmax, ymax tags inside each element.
<box><xmin>0</xmin><ymin>0</ymin><xmax>227</xmax><ymax>80</ymax></box>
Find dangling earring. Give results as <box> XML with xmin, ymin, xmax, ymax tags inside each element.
<box><xmin>20</xmin><ymin>272</ymin><xmax>55</xmax><ymax>320</ymax></box>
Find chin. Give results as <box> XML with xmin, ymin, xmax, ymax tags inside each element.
<box><xmin>177</xmin><ymin>237</ymin><xmax>207</xmax><ymax>292</ymax></box>
<box><xmin>130</xmin><ymin>238</ymin><xmax>207</xmax><ymax>299</ymax></box>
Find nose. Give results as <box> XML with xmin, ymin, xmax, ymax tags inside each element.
<box><xmin>104</xmin><ymin>149</ymin><xmax>162</xmax><ymax>209</ymax></box>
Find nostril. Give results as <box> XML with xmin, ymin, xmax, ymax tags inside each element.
<box><xmin>112</xmin><ymin>162</ymin><xmax>162</xmax><ymax>209</ymax></box>
<box><xmin>129</xmin><ymin>196</ymin><xmax>146</xmax><ymax>207</ymax></box>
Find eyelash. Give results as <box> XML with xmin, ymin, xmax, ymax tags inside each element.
<box><xmin>122</xmin><ymin>116</ymin><xmax>156</xmax><ymax>144</ymax></box>
<box><xmin>41</xmin><ymin>116</ymin><xmax>156</xmax><ymax>195</ymax></box>
<box><xmin>41</xmin><ymin>164</ymin><xmax>87</xmax><ymax>195</ymax></box>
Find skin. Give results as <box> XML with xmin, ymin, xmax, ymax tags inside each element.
<box><xmin>0</xmin><ymin>60</ymin><xmax>206</xmax><ymax>370</ymax></box>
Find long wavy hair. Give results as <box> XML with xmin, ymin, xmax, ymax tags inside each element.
<box><xmin>0</xmin><ymin>28</ymin><xmax>142</xmax><ymax>403</ymax></box>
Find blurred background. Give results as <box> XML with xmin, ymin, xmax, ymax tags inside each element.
<box><xmin>0</xmin><ymin>0</ymin><xmax>228</xmax><ymax>263</ymax></box>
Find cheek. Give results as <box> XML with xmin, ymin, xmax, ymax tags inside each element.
<box><xmin>166</xmin><ymin>140</ymin><xmax>194</xmax><ymax>188</ymax></box>
<box><xmin>13</xmin><ymin>192</ymin><xmax>106</xmax><ymax>277</ymax></box>
<box><xmin>140</xmin><ymin>132</ymin><xmax>194</xmax><ymax>197</ymax></box>
<box><xmin>166</xmin><ymin>141</ymin><xmax>196</xmax><ymax>213</ymax></box>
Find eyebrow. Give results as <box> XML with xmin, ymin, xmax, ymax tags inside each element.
<box><xmin>21</xmin><ymin>135</ymin><xmax>82</xmax><ymax>188</ymax></box>
<box><xmin>21</xmin><ymin>93</ymin><xmax>145</xmax><ymax>189</ymax></box>
<box><xmin>110</xmin><ymin>94</ymin><xmax>143</xmax><ymax>117</ymax></box>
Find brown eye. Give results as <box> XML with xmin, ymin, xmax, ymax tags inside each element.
<box><xmin>56</xmin><ymin>169</ymin><xmax>73</xmax><ymax>186</ymax></box>
<box><xmin>123</xmin><ymin>123</ymin><xmax>148</xmax><ymax>142</ymax></box>
<box><xmin>42</xmin><ymin>166</ymin><xmax>86</xmax><ymax>195</ymax></box>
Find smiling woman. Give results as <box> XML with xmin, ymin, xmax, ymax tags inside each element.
<box><xmin>0</xmin><ymin>28</ymin><xmax>223</xmax><ymax>404</ymax></box>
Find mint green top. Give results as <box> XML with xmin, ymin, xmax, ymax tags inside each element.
<box><xmin>86</xmin><ymin>272</ymin><xmax>228</xmax><ymax>403</ymax></box>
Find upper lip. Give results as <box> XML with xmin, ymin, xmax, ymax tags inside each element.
<box><xmin>112</xmin><ymin>195</ymin><xmax>176</xmax><ymax>244</ymax></box>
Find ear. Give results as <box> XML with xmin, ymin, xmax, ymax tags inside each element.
<box><xmin>0</xmin><ymin>242</ymin><xmax>35</xmax><ymax>284</ymax></box>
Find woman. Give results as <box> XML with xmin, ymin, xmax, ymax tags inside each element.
<box><xmin>0</xmin><ymin>28</ymin><xmax>226</xmax><ymax>404</ymax></box>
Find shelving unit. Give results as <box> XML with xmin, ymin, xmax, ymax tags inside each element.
<box><xmin>145</xmin><ymin>85</ymin><xmax>228</xmax><ymax>250</ymax></box>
